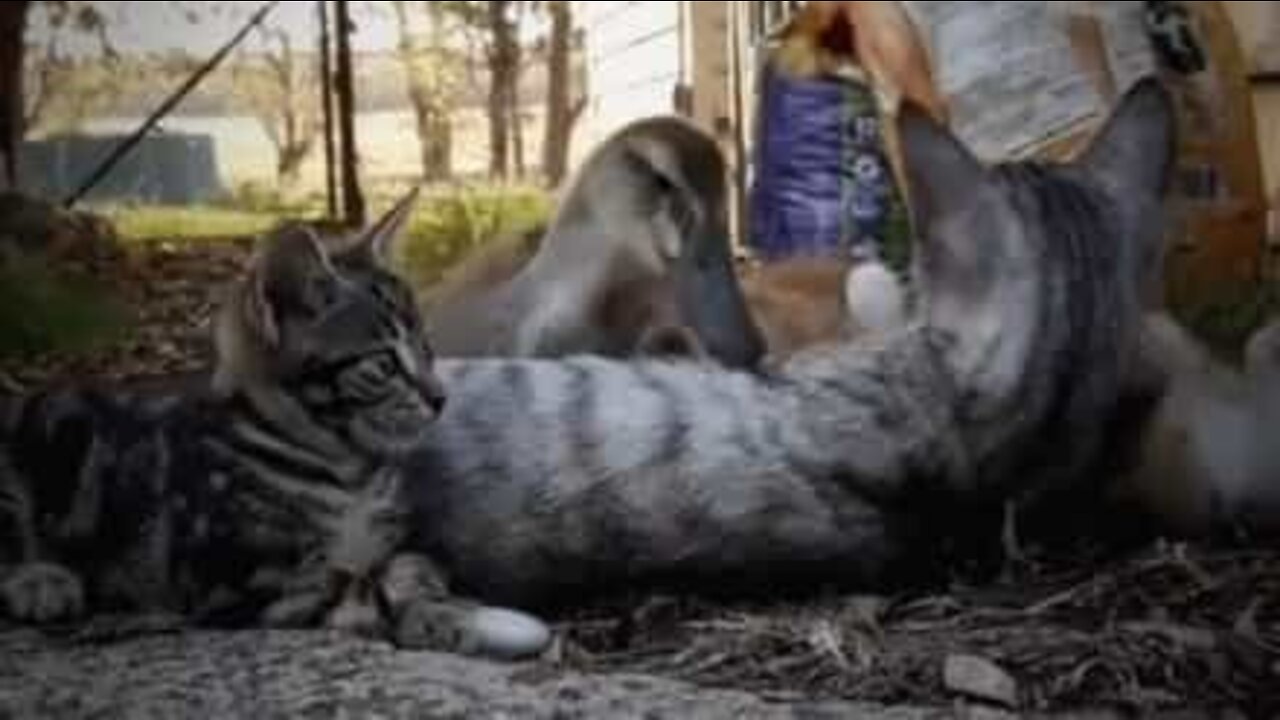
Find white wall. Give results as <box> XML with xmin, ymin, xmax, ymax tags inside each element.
<box><xmin>577</xmin><ymin>1</ymin><xmax>684</xmax><ymax>161</ymax></box>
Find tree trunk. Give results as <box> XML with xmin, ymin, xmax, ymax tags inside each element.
<box><xmin>319</xmin><ymin>0</ymin><xmax>338</xmax><ymax>219</ymax></box>
<box><xmin>511</xmin><ymin>94</ymin><xmax>524</xmax><ymax>179</ymax></box>
<box><xmin>265</xmin><ymin>30</ymin><xmax>313</xmax><ymax>190</ymax></box>
<box><xmin>430</xmin><ymin>110</ymin><xmax>452</xmax><ymax>181</ymax></box>
<box><xmin>511</xmin><ymin>1</ymin><xmax>528</xmax><ymax>179</ymax></box>
<box><xmin>425</xmin><ymin>3</ymin><xmax>455</xmax><ymax>181</ymax></box>
<box><xmin>278</xmin><ymin>143</ymin><xmax>311</xmax><ymax>188</ymax></box>
<box><xmin>542</xmin><ymin>0</ymin><xmax>574</xmax><ymax>186</ymax></box>
<box><xmin>487</xmin><ymin>0</ymin><xmax>516</xmax><ymax>180</ymax></box>
<box><xmin>422</xmin><ymin>2</ymin><xmax>453</xmax><ymax>182</ymax></box>
<box><xmin>412</xmin><ymin>92</ymin><xmax>453</xmax><ymax>183</ymax></box>
<box><xmin>0</xmin><ymin>1</ymin><xmax>30</xmax><ymax>190</ymax></box>
<box><xmin>392</xmin><ymin>0</ymin><xmax>452</xmax><ymax>182</ymax></box>
<box><xmin>334</xmin><ymin>0</ymin><xmax>365</xmax><ymax>226</ymax></box>
<box><xmin>276</xmin><ymin>94</ymin><xmax>314</xmax><ymax>190</ymax></box>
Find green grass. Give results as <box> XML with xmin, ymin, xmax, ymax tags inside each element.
<box><xmin>880</xmin><ymin>205</ymin><xmax>914</xmax><ymax>274</ymax></box>
<box><xmin>395</xmin><ymin>185</ymin><xmax>553</xmax><ymax>288</ymax></box>
<box><xmin>93</xmin><ymin>185</ymin><xmax>553</xmax><ymax>297</ymax></box>
<box><xmin>101</xmin><ymin>205</ymin><xmax>292</xmax><ymax>243</ymax></box>
<box><xmin>99</xmin><ymin>185</ymin><xmax>553</xmax><ymax>281</ymax></box>
<box><xmin>0</xmin><ymin>252</ymin><xmax>128</xmax><ymax>360</ymax></box>
<box><xmin>1170</xmin><ymin>280</ymin><xmax>1280</xmax><ymax>361</ymax></box>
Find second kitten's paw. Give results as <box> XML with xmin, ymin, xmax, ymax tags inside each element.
<box><xmin>325</xmin><ymin>590</ymin><xmax>386</xmax><ymax>640</ymax></box>
<box><xmin>1</xmin><ymin>563</ymin><xmax>85</xmax><ymax>624</ymax></box>
<box><xmin>261</xmin><ymin>591</ymin><xmax>331</xmax><ymax>629</ymax></box>
<box><xmin>257</xmin><ymin>561</ymin><xmax>338</xmax><ymax>629</ymax></box>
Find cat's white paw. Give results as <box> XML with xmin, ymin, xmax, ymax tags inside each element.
<box><xmin>394</xmin><ymin>599</ymin><xmax>551</xmax><ymax>661</ymax></box>
<box><xmin>462</xmin><ymin>607</ymin><xmax>553</xmax><ymax>661</ymax></box>
<box><xmin>1</xmin><ymin>562</ymin><xmax>85</xmax><ymax>623</ymax></box>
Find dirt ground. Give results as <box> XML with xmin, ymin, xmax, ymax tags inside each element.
<box><xmin>2</xmin><ymin>238</ymin><xmax>1277</xmax><ymax>717</ymax></box>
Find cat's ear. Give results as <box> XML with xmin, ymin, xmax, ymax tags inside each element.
<box><xmin>1080</xmin><ymin>79</ymin><xmax>1175</xmax><ymax>307</ymax></box>
<box><xmin>1079</xmin><ymin>78</ymin><xmax>1176</xmax><ymax>198</ymax></box>
<box><xmin>345</xmin><ymin>185</ymin><xmax>421</xmax><ymax>266</ymax></box>
<box><xmin>898</xmin><ymin>99</ymin><xmax>986</xmax><ymax>233</ymax></box>
<box><xmin>897</xmin><ymin>99</ymin><xmax>1006</xmax><ymax>311</ymax></box>
<box><xmin>246</xmin><ymin>224</ymin><xmax>339</xmax><ymax>347</ymax></box>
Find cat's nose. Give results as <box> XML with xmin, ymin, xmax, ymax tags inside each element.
<box><xmin>427</xmin><ymin>391</ymin><xmax>447</xmax><ymax>416</ymax></box>
<box><xmin>417</xmin><ymin>375</ymin><xmax>447</xmax><ymax>415</ymax></box>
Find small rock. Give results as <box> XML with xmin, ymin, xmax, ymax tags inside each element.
<box><xmin>944</xmin><ymin>654</ymin><xmax>1018</xmax><ymax>708</ymax></box>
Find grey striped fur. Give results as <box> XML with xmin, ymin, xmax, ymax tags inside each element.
<box><xmin>399</xmin><ymin>81</ymin><xmax>1176</xmax><ymax>609</ymax></box>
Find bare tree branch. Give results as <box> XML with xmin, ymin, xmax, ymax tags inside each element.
<box><xmin>232</xmin><ymin>20</ymin><xmax>321</xmax><ymax>187</ymax></box>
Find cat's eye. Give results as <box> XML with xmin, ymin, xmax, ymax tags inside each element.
<box><xmin>374</xmin><ymin>354</ymin><xmax>398</xmax><ymax>378</ymax></box>
<box><xmin>371</xmin><ymin>283</ymin><xmax>394</xmax><ymax>310</ymax></box>
<box><xmin>371</xmin><ymin>277</ymin><xmax>414</xmax><ymax>314</ymax></box>
<box><xmin>352</xmin><ymin>353</ymin><xmax>399</xmax><ymax>387</ymax></box>
<box><xmin>305</xmin><ymin>275</ymin><xmax>341</xmax><ymax>314</ymax></box>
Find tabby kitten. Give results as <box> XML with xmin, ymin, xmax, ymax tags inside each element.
<box><xmin>0</xmin><ymin>193</ymin><xmax>546</xmax><ymax>655</ymax></box>
<box><xmin>398</xmin><ymin>81</ymin><xmax>1175</xmax><ymax>610</ymax></box>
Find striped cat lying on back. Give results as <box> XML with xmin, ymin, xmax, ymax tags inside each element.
<box><xmin>401</xmin><ymin>81</ymin><xmax>1175</xmax><ymax>608</ymax></box>
<box><xmin>0</xmin><ymin>194</ymin><xmax>548</xmax><ymax>659</ymax></box>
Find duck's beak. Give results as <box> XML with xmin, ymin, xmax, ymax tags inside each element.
<box><xmin>674</xmin><ymin>220</ymin><xmax>766</xmax><ymax>370</ymax></box>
